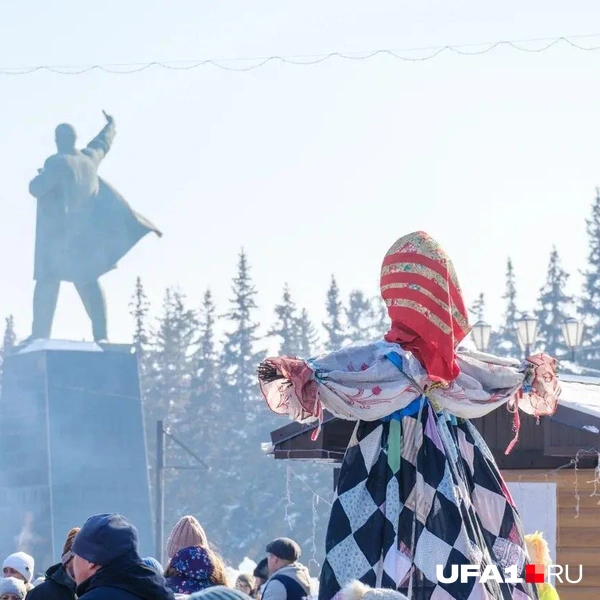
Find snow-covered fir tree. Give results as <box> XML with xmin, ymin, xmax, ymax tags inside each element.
<box><xmin>269</xmin><ymin>284</ymin><xmax>301</xmax><ymax>356</ymax></box>
<box><xmin>346</xmin><ymin>290</ymin><xmax>378</xmax><ymax>343</ymax></box>
<box><xmin>297</xmin><ymin>308</ymin><xmax>319</xmax><ymax>357</ymax></box>
<box><xmin>323</xmin><ymin>276</ymin><xmax>345</xmax><ymax>350</ymax></box>
<box><xmin>490</xmin><ymin>259</ymin><xmax>521</xmax><ymax>357</ymax></box>
<box><xmin>0</xmin><ymin>315</ymin><xmax>16</xmax><ymax>388</ymax></box>
<box><xmin>373</xmin><ymin>296</ymin><xmax>389</xmax><ymax>338</ymax></box>
<box><xmin>171</xmin><ymin>289</ymin><xmax>221</xmax><ymax>516</ymax></box>
<box><xmin>535</xmin><ymin>247</ymin><xmax>572</xmax><ymax>358</ymax></box>
<box><xmin>469</xmin><ymin>293</ymin><xmax>486</xmax><ymax>322</ymax></box>
<box><xmin>145</xmin><ymin>287</ymin><xmax>198</xmax><ymax>428</ymax></box>
<box><xmin>579</xmin><ymin>189</ymin><xmax>600</xmax><ymax>366</ymax></box>
<box><xmin>187</xmin><ymin>289</ymin><xmax>220</xmax><ymax>447</ymax></box>
<box><xmin>220</xmin><ymin>249</ymin><xmax>264</xmax><ymax>407</ymax></box>
<box><xmin>1</xmin><ymin>316</ymin><xmax>16</xmax><ymax>355</ymax></box>
<box><xmin>146</xmin><ymin>288</ymin><xmax>198</xmax><ymax>531</ymax></box>
<box><xmin>129</xmin><ymin>276</ymin><xmax>150</xmax><ymax>361</ymax></box>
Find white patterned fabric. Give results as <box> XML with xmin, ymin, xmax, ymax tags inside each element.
<box><xmin>260</xmin><ymin>342</ymin><xmax>558</xmax><ymax>427</ymax></box>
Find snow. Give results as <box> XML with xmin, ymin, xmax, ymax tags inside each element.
<box><xmin>225</xmin><ymin>557</ymin><xmax>257</xmax><ymax>585</ymax></box>
<box><xmin>261</xmin><ymin>443</ymin><xmax>274</xmax><ymax>455</ymax></box>
<box><xmin>583</xmin><ymin>425</ymin><xmax>600</xmax><ymax>434</ymax></box>
<box><xmin>17</xmin><ymin>339</ymin><xmax>105</xmax><ymax>354</ymax></box>
<box><xmin>238</xmin><ymin>557</ymin><xmax>257</xmax><ymax>574</ymax></box>
<box><xmin>559</xmin><ymin>377</ymin><xmax>600</xmax><ymax>423</ymax></box>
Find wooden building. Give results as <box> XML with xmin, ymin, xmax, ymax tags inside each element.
<box><xmin>268</xmin><ymin>374</ymin><xmax>600</xmax><ymax>600</ymax></box>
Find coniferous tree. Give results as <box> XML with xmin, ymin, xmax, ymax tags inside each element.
<box><xmin>297</xmin><ymin>308</ymin><xmax>319</xmax><ymax>357</ymax></box>
<box><xmin>374</xmin><ymin>296</ymin><xmax>389</xmax><ymax>338</ymax></box>
<box><xmin>469</xmin><ymin>293</ymin><xmax>486</xmax><ymax>322</ymax></box>
<box><xmin>220</xmin><ymin>249</ymin><xmax>264</xmax><ymax>407</ymax></box>
<box><xmin>346</xmin><ymin>290</ymin><xmax>377</xmax><ymax>343</ymax></box>
<box><xmin>129</xmin><ymin>277</ymin><xmax>150</xmax><ymax>363</ymax></box>
<box><xmin>219</xmin><ymin>250</ymin><xmax>282</xmax><ymax>557</ymax></box>
<box><xmin>143</xmin><ymin>287</ymin><xmax>198</xmax><ymax>533</ymax></box>
<box><xmin>579</xmin><ymin>189</ymin><xmax>600</xmax><ymax>365</ymax></box>
<box><xmin>1</xmin><ymin>316</ymin><xmax>16</xmax><ymax>355</ymax></box>
<box><xmin>269</xmin><ymin>284</ymin><xmax>301</xmax><ymax>356</ymax></box>
<box><xmin>323</xmin><ymin>276</ymin><xmax>345</xmax><ymax>350</ymax></box>
<box><xmin>535</xmin><ymin>247</ymin><xmax>572</xmax><ymax>358</ymax></box>
<box><xmin>191</xmin><ymin>289</ymin><xmax>219</xmax><ymax>410</ymax></box>
<box><xmin>185</xmin><ymin>289</ymin><xmax>220</xmax><ymax>449</ymax></box>
<box><xmin>491</xmin><ymin>259</ymin><xmax>521</xmax><ymax>357</ymax></box>
<box><xmin>144</xmin><ymin>287</ymin><xmax>197</xmax><ymax>437</ymax></box>
<box><xmin>0</xmin><ymin>315</ymin><xmax>16</xmax><ymax>387</ymax></box>
<box><xmin>174</xmin><ymin>289</ymin><xmax>220</xmax><ymax>516</ymax></box>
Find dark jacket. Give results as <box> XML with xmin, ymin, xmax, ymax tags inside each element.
<box><xmin>77</xmin><ymin>552</ymin><xmax>175</xmax><ymax>600</ymax></box>
<box><xmin>27</xmin><ymin>564</ymin><xmax>76</xmax><ymax>600</ymax></box>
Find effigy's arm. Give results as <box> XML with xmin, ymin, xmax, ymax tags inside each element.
<box><xmin>258</xmin><ymin>342</ymin><xmax>561</xmax><ymax>427</ymax></box>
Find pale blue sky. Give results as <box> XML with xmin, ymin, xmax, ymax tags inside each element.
<box><xmin>1</xmin><ymin>1</ymin><xmax>600</xmax><ymax>345</ymax></box>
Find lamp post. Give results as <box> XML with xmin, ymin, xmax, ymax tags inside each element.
<box><xmin>471</xmin><ymin>320</ymin><xmax>492</xmax><ymax>352</ymax></box>
<box><xmin>562</xmin><ymin>318</ymin><xmax>585</xmax><ymax>362</ymax></box>
<box><xmin>516</xmin><ymin>314</ymin><xmax>538</xmax><ymax>357</ymax></box>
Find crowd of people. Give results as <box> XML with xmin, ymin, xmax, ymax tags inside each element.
<box><xmin>0</xmin><ymin>513</ymin><xmax>336</xmax><ymax>600</ymax></box>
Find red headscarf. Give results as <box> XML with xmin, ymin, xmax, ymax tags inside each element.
<box><xmin>381</xmin><ymin>231</ymin><xmax>471</xmax><ymax>384</ymax></box>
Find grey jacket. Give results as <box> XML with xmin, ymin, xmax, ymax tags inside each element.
<box><xmin>261</xmin><ymin>564</ymin><xmax>311</xmax><ymax>600</ymax></box>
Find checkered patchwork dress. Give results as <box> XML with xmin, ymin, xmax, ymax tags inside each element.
<box><xmin>318</xmin><ymin>396</ymin><xmax>539</xmax><ymax>600</ymax></box>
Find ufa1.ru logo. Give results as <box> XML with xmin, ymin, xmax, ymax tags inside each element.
<box><xmin>436</xmin><ymin>564</ymin><xmax>583</xmax><ymax>585</ymax></box>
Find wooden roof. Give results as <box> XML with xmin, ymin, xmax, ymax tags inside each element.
<box><xmin>269</xmin><ymin>375</ymin><xmax>600</xmax><ymax>470</ymax></box>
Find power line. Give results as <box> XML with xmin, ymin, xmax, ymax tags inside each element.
<box><xmin>2</xmin><ymin>33</ymin><xmax>600</xmax><ymax>76</ymax></box>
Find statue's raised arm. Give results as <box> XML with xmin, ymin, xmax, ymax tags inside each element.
<box><xmin>83</xmin><ymin>110</ymin><xmax>116</xmax><ymax>167</ymax></box>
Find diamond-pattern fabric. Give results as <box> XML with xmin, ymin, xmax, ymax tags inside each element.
<box><xmin>318</xmin><ymin>398</ymin><xmax>539</xmax><ymax>600</ymax></box>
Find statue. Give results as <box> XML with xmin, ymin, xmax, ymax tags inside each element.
<box><xmin>26</xmin><ymin>111</ymin><xmax>161</xmax><ymax>343</ymax></box>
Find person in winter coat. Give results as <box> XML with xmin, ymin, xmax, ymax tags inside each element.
<box><xmin>166</xmin><ymin>547</ymin><xmax>227</xmax><ymax>595</ymax></box>
<box><xmin>3</xmin><ymin>554</ymin><xmax>35</xmax><ymax>591</ymax></box>
<box><xmin>164</xmin><ymin>516</ymin><xmax>227</xmax><ymax>594</ymax></box>
<box><xmin>26</xmin><ymin>527</ymin><xmax>79</xmax><ymax>600</ymax></box>
<box><xmin>71</xmin><ymin>513</ymin><xmax>174</xmax><ymax>600</ymax></box>
<box><xmin>0</xmin><ymin>577</ymin><xmax>27</xmax><ymax>600</ymax></box>
<box><xmin>262</xmin><ymin>539</ymin><xmax>310</xmax><ymax>600</ymax></box>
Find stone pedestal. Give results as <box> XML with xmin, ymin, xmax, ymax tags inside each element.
<box><xmin>0</xmin><ymin>340</ymin><xmax>153</xmax><ymax>569</ymax></box>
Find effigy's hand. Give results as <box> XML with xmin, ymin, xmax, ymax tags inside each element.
<box><xmin>257</xmin><ymin>361</ymin><xmax>284</xmax><ymax>383</ymax></box>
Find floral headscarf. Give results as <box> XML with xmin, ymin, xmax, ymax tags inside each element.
<box><xmin>166</xmin><ymin>546</ymin><xmax>214</xmax><ymax>595</ymax></box>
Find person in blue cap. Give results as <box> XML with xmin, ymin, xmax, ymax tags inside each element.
<box><xmin>71</xmin><ymin>513</ymin><xmax>174</xmax><ymax>600</ymax></box>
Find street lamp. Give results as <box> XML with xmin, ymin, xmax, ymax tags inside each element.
<box><xmin>471</xmin><ymin>320</ymin><xmax>492</xmax><ymax>352</ymax></box>
<box><xmin>516</xmin><ymin>314</ymin><xmax>538</xmax><ymax>357</ymax></box>
<box><xmin>562</xmin><ymin>318</ymin><xmax>585</xmax><ymax>362</ymax></box>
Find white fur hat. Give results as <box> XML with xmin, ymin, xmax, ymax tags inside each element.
<box><xmin>2</xmin><ymin>553</ymin><xmax>35</xmax><ymax>583</ymax></box>
<box><xmin>339</xmin><ymin>581</ymin><xmax>408</xmax><ymax>600</ymax></box>
<box><xmin>0</xmin><ymin>577</ymin><xmax>27</xmax><ymax>599</ymax></box>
